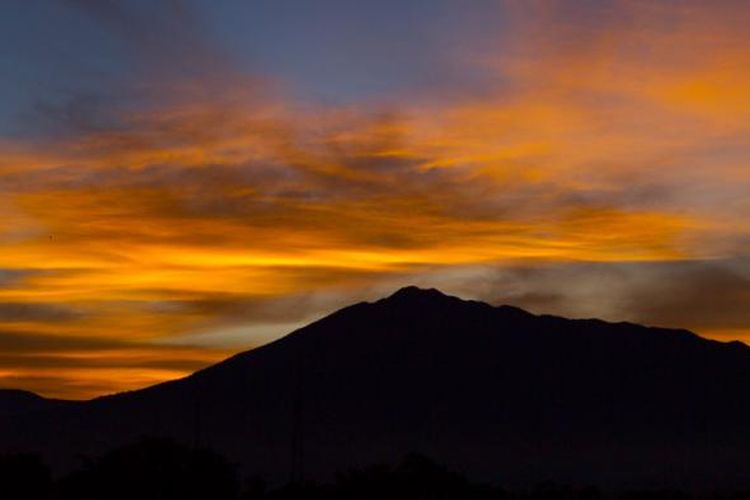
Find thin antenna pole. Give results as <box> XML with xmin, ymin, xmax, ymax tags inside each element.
<box><xmin>290</xmin><ymin>346</ymin><xmax>305</xmax><ymax>484</ymax></box>
<box><xmin>192</xmin><ymin>377</ymin><xmax>202</xmax><ymax>449</ymax></box>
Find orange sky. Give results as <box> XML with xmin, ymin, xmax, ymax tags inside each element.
<box><xmin>1</xmin><ymin>0</ymin><xmax>749</xmax><ymax>398</ymax></box>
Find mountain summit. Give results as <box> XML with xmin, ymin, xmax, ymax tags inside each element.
<box><xmin>383</xmin><ymin>285</ymin><xmax>457</xmax><ymax>303</ymax></box>
<box><xmin>2</xmin><ymin>287</ymin><xmax>750</xmax><ymax>490</ymax></box>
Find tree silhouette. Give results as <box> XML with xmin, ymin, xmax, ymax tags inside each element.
<box><xmin>1</xmin><ymin>439</ymin><xmax>740</xmax><ymax>499</ymax></box>
<box><xmin>0</xmin><ymin>452</ymin><xmax>53</xmax><ymax>500</ymax></box>
<box><xmin>57</xmin><ymin>437</ymin><xmax>239</xmax><ymax>500</ymax></box>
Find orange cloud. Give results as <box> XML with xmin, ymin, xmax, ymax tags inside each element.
<box><xmin>1</xmin><ymin>0</ymin><xmax>749</xmax><ymax>398</ymax></box>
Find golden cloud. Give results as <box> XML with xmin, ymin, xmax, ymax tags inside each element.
<box><xmin>1</xmin><ymin>0</ymin><xmax>749</xmax><ymax>398</ymax></box>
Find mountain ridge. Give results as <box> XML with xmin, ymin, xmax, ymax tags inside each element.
<box><xmin>0</xmin><ymin>388</ymin><xmax>79</xmax><ymax>416</ymax></box>
<box><xmin>8</xmin><ymin>286</ymin><xmax>746</xmax><ymax>403</ymax></box>
<box><xmin>2</xmin><ymin>286</ymin><xmax>750</xmax><ymax>490</ymax></box>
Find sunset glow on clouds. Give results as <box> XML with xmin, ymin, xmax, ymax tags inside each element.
<box><xmin>1</xmin><ymin>0</ymin><xmax>749</xmax><ymax>398</ymax></box>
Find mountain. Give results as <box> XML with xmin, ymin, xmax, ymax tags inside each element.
<box><xmin>2</xmin><ymin>286</ymin><xmax>750</xmax><ymax>491</ymax></box>
<box><xmin>0</xmin><ymin>389</ymin><xmax>76</xmax><ymax>416</ymax></box>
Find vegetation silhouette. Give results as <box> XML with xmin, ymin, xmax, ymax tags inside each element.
<box><xmin>0</xmin><ymin>452</ymin><xmax>53</xmax><ymax>500</ymax></box>
<box><xmin>7</xmin><ymin>439</ymin><xmax>750</xmax><ymax>499</ymax></box>
<box><xmin>56</xmin><ymin>437</ymin><xmax>239</xmax><ymax>500</ymax></box>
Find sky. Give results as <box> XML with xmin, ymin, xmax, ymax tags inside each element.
<box><xmin>1</xmin><ymin>0</ymin><xmax>749</xmax><ymax>399</ymax></box>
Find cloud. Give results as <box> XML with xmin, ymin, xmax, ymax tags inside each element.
<box><xmin>429</xmin><ymin>258</ymin><xmax>750</xmax><ymax>340</ymax></box>
<box><xmin>0</xmin><ymin>328</ymin><xmax>231</xmax><ymax>399</ymax></box>
<box><xmin>0</xmin><ymin>269</ymin><xmax>28</xmax><ymax>287</ymax></box>
<box><xmin>0</xmin><ymin>302</ymin><xmax>81</xmax><ymax>322</ymax></box>
<box><xmin>619</xmin><ymin>260</ymin><xmax>750</xmax><ymax>332</ymax></box>
<box><xmin>0</xmin><ymin>0</ymin><xmax>749</xmax><ymax>397</ymax></box>
<box><xmin>63</xmin><ymin>0</ymin><xmax>228</xmax><ymax>76</ymax></box>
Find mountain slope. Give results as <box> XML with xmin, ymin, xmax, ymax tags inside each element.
<box><xmin>2</xmin><ymin>286</ymin><xmax>750</xmax><ymax>490</ymax></box>
<box><xmin>0</xmin><ymin>389</ymin><xmax>77</xmax><ymax>416</ymax></box>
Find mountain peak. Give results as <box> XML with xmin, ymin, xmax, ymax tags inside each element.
<box><xmin>388</xmin><ymin>285</ymin><xmax>448</xmax><ymax>299</ymax></box>
<box><xmin>0</xmin><ymin>389</ymin><xmax>73</xmax><ymax>416</ymax></box>
<box><xmin>381</xmin><ymin>286</ymin><xmax>460</xmax><ymax>306</ymax></box>
<box><xmin>5</xmin><ymin>287</ymin><xmax>750</xmax><ymax>490</ymax></box>
<box><xmin>0</xmin><ymin>388</ymin><xmax>45</xmax><ymax>401</ymax></box>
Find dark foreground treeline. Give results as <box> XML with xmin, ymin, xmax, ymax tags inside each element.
<box><xmin>1</xmin><ymin>438</ymin><xmax>748</xmax><ymax>500</ymax></box>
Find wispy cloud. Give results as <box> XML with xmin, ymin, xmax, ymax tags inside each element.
<box><xmin>0</xmin><ymin>0</ymin><xmax>749</xmax><ymax>397</ymax></box>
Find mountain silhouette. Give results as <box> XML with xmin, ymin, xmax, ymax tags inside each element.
<box><xmin>0</xmin><ymin>389</ymin><xmax>76</xmax><ymax>416</ymax></box>
<box><xmin>2</xmin><ymin>286</ymin><xmax>750</xmax><ymax>491</ymax></box>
